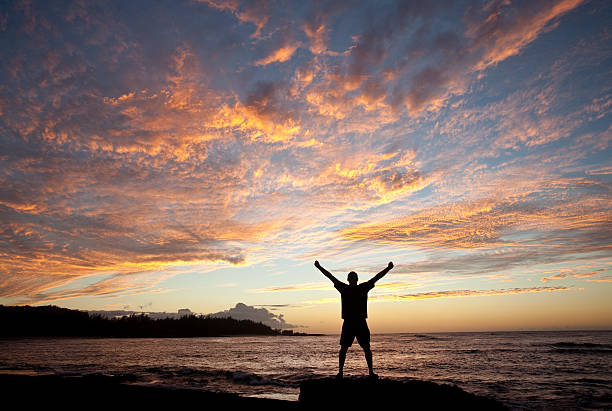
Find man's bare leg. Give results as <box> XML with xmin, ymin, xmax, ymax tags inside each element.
<box><xmin>338</xmin><ymin>346</ymin><xmax>348</xmax><ymax>378</ymax></box>
<box><xmin>363</xmin><ymin>346</ymin><xmax>377</xmax><ymax>379</ymax></box>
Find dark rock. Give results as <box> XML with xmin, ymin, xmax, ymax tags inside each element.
<box><xmin>0</xmin><ymin>374</ymin><xmax>298</xmax><ymax>410</ymax></box>
<box><xmin>299</xmin><ymin>377</ymin><xmax>507</xmax><ymax>409</ymax></box>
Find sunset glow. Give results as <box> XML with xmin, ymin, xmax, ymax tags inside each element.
<box><xmin>1</xmin><ymin>0</ymin><xmax>610</xmax><ymax>333</ymax></box>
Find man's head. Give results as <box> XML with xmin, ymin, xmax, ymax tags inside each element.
<box><xmin>347</xmin><ymin>271</ymin><xmax>358</xmax><ymax>285</ymax></box>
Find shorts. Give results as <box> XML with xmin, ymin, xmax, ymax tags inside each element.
<box><xmin>340</xmin><ymin>318</ymin><xmax>370</xmax><ymax>348</ymax></box>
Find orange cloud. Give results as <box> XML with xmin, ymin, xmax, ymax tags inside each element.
<box><xmin>250</xmin><ymin>282</ymin><xmax>329</xmax><ymax>293</ymax></box>
<box><xmin>217</xmin><ymin>101</ymin><xmax>301</xmax><ymax>142</ymax></box>
<box><xmin>469</xmin><ymin>0</ymin><xmax>584</xmax><ymax>71</ymax></box>
<box><xmin>0</xmin><ymin>0</ymin><xmax>605</xmax><ymax>312</ymax></box>
<box><xmin>21</xmin><ymin>272</ymin><xmax>179</xmax><ymax>305</ymax></box>
<box><xmin>250</xmin><ymin>280</ymin><xmax>415</xmax><ymax>293</ymax></box>
<box><xmin>370</xmin><ymin>286</ymin><xmax>571</xmax><ymax>302</ymax></box>
<box><xmin>303</xmin><ymin>23</ymin><xmax>328</xmax><ymax>55</ymax></box>
<box><xmin>301</xmin><ymin>286</ymin><xmax>571</xmax><ymax>305</ymax></box>
<box><xmin>340</xmin><ymin>194</ymin><xmax>612</xmax><ymax>249</ymax></box>
<box><xmin>586</xmin><ymin>277</ymin><xmax>612</xmax><ymax>283</ymax></box>
<box><xmin>201</xmin><ymin>0</ymin><xmax>270</xmax><ymax>38</ymax></box>
<box><xmin>255</xmin><ymin>43</ymin><xmax>300</xmax><ymax>66</ymax></box>
<box><xmin>587</xmin><ymin>167</ymin><xmax>612</xmax><ymax>176</ymax></box>
<box><xmin>542</xmin><ymin>269</ymin><xmax>606</xmax><ymax>282</ymax></box>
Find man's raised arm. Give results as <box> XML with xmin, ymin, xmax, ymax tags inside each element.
<box><xmin>315</xmin><ymin>260</ymin><xmax>341</xmax><ymax>286</ymax></box>
<box><xmin>369</xmin><ymin>261</ymin><xmax>394</xmax><ymax>284</ymax></box>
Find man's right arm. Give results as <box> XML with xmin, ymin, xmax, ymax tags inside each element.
<box><xmin>315</xmin><ymin>260</ymin><xmax>342</xmax><ymax>286</ymax></box>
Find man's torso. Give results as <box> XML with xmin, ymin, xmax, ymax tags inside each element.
<box><xmin>335</xmin><ymin>281</ymin><xmax>374</xmax><ymax>319</ymax></box>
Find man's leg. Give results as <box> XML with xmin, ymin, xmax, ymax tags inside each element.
<box><xmin>338</xmin><ymin>345</ymin><xmax>349</xmax><ymax>378</ymax></box>
<box><xmin>338</xmin><ymin>320</ymin><xmax>354</xmax><ymax>378</ymax></box>
<box><xmin>357</xmin><ymin>320</ymin><xmax>377</xmax><ymax>378</ymax></box>
<box><xmin>363</xmin><ymin>346</ymin><xmax>374</xmax><ymax>375</ymax></box>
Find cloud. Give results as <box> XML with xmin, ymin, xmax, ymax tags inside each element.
<box><xmin>334</xmin><ymin>181</ymin><xmax>611</xmax><ymax>285</ymax></box>
<box><xmin>230</xmin><ymin>80</ymin><xmax>302</xmax><ymax>142</ymax></box>
<box><xmin>20</xmin><ymin>272</ymin><xmax>178</xmax><ymax>306</ymax></box>
<box><xmin>340</xmin><ymin>194</ymin><xmax>612</xmax><ymax>250</ymax></box>
<box><xmin>255</xmin><ymin>42</ymin><xmax>301</xmax><ymax>66</ymax></box>
<box><xmin>216</xmin><ymin>282</ymin><xmax>238</xmax><ymax>287</ymax></box>
<box><xmin>250</xmin><ymin>282</ymin><xmax>330</xmax><ymax>293</ymax></box>
<box><xmin>303</xmin><ymin>23</ymin><xmax>329</xmax><ymax>55</ymax></box>
<box><xmin>467</xmin><ymin>0</ymin><xmax>585</xmax><ymax>71</ymax></box>
<box><xmin>541</xmin><ymin>273</ymin><xmax>570</xmax><ymax>282</ymax></box>
<box><xmin>0</xmin><ymin>0</ymin><xmax>607</xmax><ymax>309</ymax></box>
<box><xmin>301</xmin><ymin>286</ymin><xmax>571</xmax><ymax>305</ymax></box>
<box><xmin>206</xmin><ymin>302</ymin><xmax>297</xmax><ymax>329</ymax></box>
<box><xmin>586</xmin><ymin>276</ymin><xmax>612</xmax><ymax>283</ymax></box>
<box><xmin>587</xmin><ymin>167</ymin><xmax>612</xmax><ymax>176</ymax></box>
<box><xmin>250</xmin><ymin>280</ymin><xmax>415</xmax><ymax>293</ymax></box>
<box><xmin>541</xmin><ymin>269</ymin><xmax>606</xmax><ymax>282</ymax></box>
<box><xmin>384</xmin><ymin>246</ymin><xmax>610</xmax><ymax>285</ymax></box>
<box><xmin>400</xmin><ymin>0</ymin><xmax>585</xmax><ymax>112</ymax></box>
<box><xmin>201</xmin><ymin>0</ymin><xmax>270</xmax><ymax>38</ymax></box>
<box><xmin>369</xmin><ymin>286</ymin><xmax>572</xmax><ymax>301</ymax></box>
<box><xmin>297</xmin><ymin>0</ymin><xmax>585</xmax><ymax>118</ymax></box>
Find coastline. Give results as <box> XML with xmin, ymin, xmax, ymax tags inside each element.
<box><xmin>0</xmin><ymin>373</ymin><xmax>507</xmax><ymax>410</ymax></box>
<box><xmin>0</xmin><ymin>333</ymin><xmax>325</xmax><ymax>339</ymax></box>
<box><xmin>0</xmin><ymin>373</ymin><xmax>299</xmax><ymax>409</ymax></box>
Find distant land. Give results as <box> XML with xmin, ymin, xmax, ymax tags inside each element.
<box><xmin>87</xmin><ymin>307</ymin><xmax>203</xmax><ymax>320</ymax></box>
<box><xmin>89</xmin><ymin>302</ymin><xmax>299</xmax><ymax>330</ymax></box>
<box><xmin>0</xmin><ymin>305</ymin><xmax>314</xmax><ymax>338</ymax></box>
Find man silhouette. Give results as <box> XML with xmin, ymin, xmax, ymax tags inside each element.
<box><xmin>314</xmin><ymin>260</ymin><xmax>393</xmax><ymax>379</ymax></box>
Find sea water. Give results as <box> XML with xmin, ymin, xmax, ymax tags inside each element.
<box><xmin>1</xmin><ymin>331</ymin><xmax>610</xmax><ymax>409</ymax></box>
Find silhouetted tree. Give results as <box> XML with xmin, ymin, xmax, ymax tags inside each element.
<box><xmin>0</xmin><ymin>305</ymin><xmax>280</xmax><ymax>337</ymax></box>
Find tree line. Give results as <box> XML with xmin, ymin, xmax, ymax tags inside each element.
<box><xmin>0</xmin><ymin>305</ymin><xmax>282</xmax><ymax>337</ymax></box>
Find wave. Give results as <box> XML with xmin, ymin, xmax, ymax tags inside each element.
<box><xmin>551</xmin><ymin>342</ymin><xmax>612</xmax><ymax>349</ymax></box>
<box><xmin>230</xmin><ymin>371</ymin><xmax>297</xmax><ymax>387</ymax></box>
<box><xmin>413</xmin><ymin>334</ymin><xmax>444</xmax><ymax>340</ymax></box>
<box><xmin>138</xmin><ymin>366</ymin><xmax>302</xmax><ymax>388</ymax></box>
<box><xmin>553</xmin><ymin>348</ymin><xmax>612</xmax><ymax>355</ymax></box>
<box><xmin>572</xmin><ymin>378</ymin><xmax>611</xmax><ymax>386</ymax></box>
<box><xmin>550</xmin><ymin>342</ymin><xmax>612</xmax><ymax>354</ymax></box>
<box><xmin>0</xmin><ymin>364</ymin><xmax>304</xmax><ymax>390</ymax></box>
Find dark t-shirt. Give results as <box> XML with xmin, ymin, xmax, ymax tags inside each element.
<box><xmin>334</xmin><ymin>280</ymin><xmax>375</xmax><ymax>319</ymax></box>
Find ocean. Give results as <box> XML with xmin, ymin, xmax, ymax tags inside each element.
<box><xmin>1</xmin><ymin>331</ymin><xmax>610</xmax><ymax>409</ymax></box>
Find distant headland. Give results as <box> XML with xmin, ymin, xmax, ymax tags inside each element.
<box><xmin>0</xmin><ymin>305</ymin><xmax>318</xmax><ymax>338</ymax></box>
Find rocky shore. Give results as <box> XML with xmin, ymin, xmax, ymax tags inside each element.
<box><xmin>0</xmin><ymin>373</ymin><xmax>506</xmax><ymax>409</ymax></box>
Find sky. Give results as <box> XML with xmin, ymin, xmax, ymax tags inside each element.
<box><xmin>0</xmin><ymin>0</ymin><xmax>610</xmax><ymax>333</ymax></box>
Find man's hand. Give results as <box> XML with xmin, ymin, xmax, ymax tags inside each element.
<box><xmin>388</xmin><ymin>261</ymin><xmax>394</xmax><ymax>269</ymax></box>
<box><xmin>314</xmin><ymin>260</ymin><xmax>320</xmax><ymax>268</ymax></box>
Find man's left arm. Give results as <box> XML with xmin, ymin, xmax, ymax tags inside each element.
<box><xmin>368</xmin><ymin>261</ymin><xmax>394</xmax><ymax>285</ymax></box>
